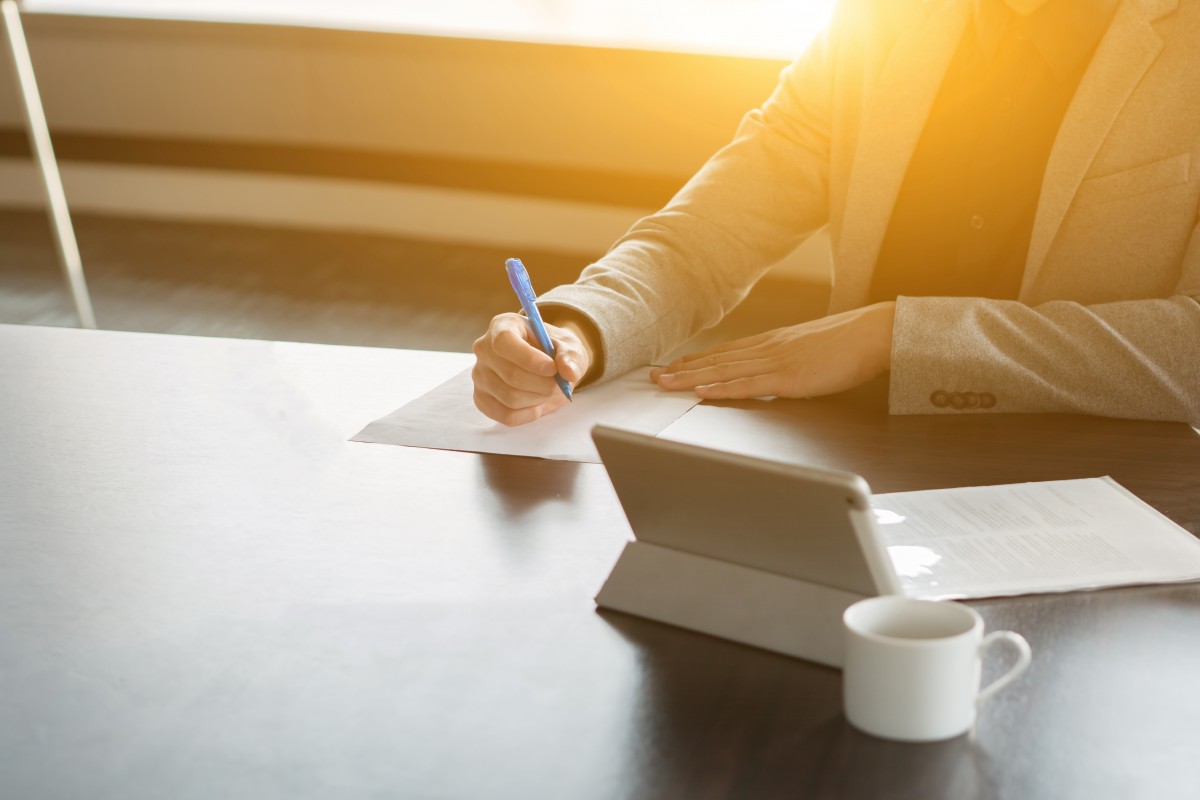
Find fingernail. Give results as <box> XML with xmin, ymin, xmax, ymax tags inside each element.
<box><xmin>562</xmin><ymin>358</ymin><xmax>577</xmax><ymax>376</ymax></box>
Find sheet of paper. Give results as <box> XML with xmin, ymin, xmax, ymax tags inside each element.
<box><xmin>872</xmin><ymin>477</ymin><xmax>1200</xmax><ymax>600</ymax></box>
<box><xmin>351</xmin><ymin>368</ymin><xmax>702</xmax><ymax>463</ymax></box>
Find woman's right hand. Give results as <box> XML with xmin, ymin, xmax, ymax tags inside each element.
<box><xmin>471</xmin><ymin>313</ymin><xmax>593</xmax><ymax>426</ymax></box>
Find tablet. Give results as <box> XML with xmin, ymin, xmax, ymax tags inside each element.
<box><xmin>591</xmin><ymin>425</ymin><xmax>899</xmax><ymax>596</ymax></box>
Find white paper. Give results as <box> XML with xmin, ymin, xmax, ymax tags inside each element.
<box><xmin>873</xmin><ymin>477</ymin><xmax>1200</xmax><ymax>600</ymax></box>
<box><xmin>351</xmin><ymin>367</ymin><xmax>701</xmax><ymax>462</ymax></box>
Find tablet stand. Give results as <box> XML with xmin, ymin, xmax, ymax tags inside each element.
<box><xmin>596</xmin><ymin>541</ymin><xmax>868</xmax><ymax>668</ymax></box>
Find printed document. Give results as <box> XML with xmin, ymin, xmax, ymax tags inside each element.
<box><xmin>873</xmin><ymin>477</ymin><xmax>1200</xmax><ymax>600</ymax></box>
<box><xmin>352</xmin><ymin>368</ymin><xmax>701</xmax><ymax>463</ymax></box>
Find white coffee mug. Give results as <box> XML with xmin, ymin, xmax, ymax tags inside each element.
<box><xmin>842</xmin><ymin>596</ymin><xmax>1032</xmax><ymax>742</ymax></box>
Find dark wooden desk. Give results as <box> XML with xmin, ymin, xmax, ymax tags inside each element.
<box><xmin>3</xmin><ymin>324</ymin><xmax>1198</xmax><ymax>800</ymax></box>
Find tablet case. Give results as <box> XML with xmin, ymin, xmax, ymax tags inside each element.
<box><xmin>592</xmin><ymin>425</ymin><xmax>899</xmax><ymax>668</ymax></box>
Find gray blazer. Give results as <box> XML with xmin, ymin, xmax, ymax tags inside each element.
<box><xmin>540</xmin><ymin>0</ymin><xmax>1200</xmax><ymax>423</ymax></box>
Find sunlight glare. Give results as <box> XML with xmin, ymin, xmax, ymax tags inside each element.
<box><xmin>887</xmin><ymin>545</ymin><xmax>943</xmax><ymax>579</ymax></box>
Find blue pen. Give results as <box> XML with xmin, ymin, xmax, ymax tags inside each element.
<box><xmin>505</xmin><ymin>257</ymin><xmax>573</xmax><ymax>402</ymax></box>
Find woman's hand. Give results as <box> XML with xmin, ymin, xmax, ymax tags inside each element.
<box><xmin>650</xmin><ymin>302</ymin><xmax>896</xmax><ymax>400</ymax></box>
<box><xmin>471</xmin><ymin>313</ymin><xmax>593</xmax><ymax>426</ymax></box>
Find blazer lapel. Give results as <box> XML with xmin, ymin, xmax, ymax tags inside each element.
<box><xmin>1022</xmin><ymin>0</ymin><xmax>1171</xmax><ymax>294</ymax></box>
<box><xmin>833</xmin><ymin>0</ymin><xmax>969</xmax><ymax>311</ymax></box>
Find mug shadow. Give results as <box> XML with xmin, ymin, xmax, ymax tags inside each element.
<box><xmin>595</xmin><ymin>607</ymin><xmax>1001</xmax><ymax>797</ymax></box>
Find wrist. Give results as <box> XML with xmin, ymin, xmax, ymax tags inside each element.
<box><xmin>547</xmin><ymin>316</ymin><xmax>601</xmax><ymax>385</ymax></box>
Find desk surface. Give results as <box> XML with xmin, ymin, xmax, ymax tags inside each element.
<box><xmin>3</xmin><ymin>324</ymin><xmax>1200</xmax><ymax>800</ymax></box>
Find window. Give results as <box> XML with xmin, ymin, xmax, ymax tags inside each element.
<box><xmin>24</xmin><ymin>0</ymin><xmax>837</xmax><ymax>59</ymax></box>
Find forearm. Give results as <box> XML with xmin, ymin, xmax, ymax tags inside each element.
<box><xmin>537</xmin><ymin>22</ymin><xmax>844</xmax><ymax>381</ymax></box>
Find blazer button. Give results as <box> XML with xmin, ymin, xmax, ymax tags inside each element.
<box><xmin>931</xmin><ymin>390</ymin><xmax>950</xmax><ymax>408</ymax></box>
<box><xmin>965</xmin><ymin>392</ymin><xmax>980</xmax><ymax>408</ymax></box>
<box><xmin>950</xmin><ymin>392</ymin><xmax>967</xmax><ymax>409</ymax></box>
<box><xmin>979</xmin><ymin>392</ymin><xmax>997</xmax><ymax>409</ymax></box>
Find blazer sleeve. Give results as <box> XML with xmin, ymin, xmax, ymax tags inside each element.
<box><xmin>537</xmin><ymin>15</ymin><xmax>848</xmax><ymax>381</ymax></box>
<box><xmin>890</xmin><ymin>211</ymin><xmax>1200</xmax><ymax>424</ymax></box>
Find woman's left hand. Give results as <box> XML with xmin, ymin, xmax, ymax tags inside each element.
<box><xmin>650</xmin><ymin>301</ymin><xmax>897</xmax><ymax>400</ymax></box>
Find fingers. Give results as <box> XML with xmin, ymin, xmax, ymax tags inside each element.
<box><xmin>472</xmin><ymin>312</ymin><xmax>578</xmax><ymax>426</ymax></box>
<box><xmin>555</xmin><ymin>349</ymin><xmax>585</xmax><ymax>384</ymax></box>
<box><xmin>472</xmin><ymin>385</ymin><xmax>567</xmax><ymax>427</ymax></box>
<box><xmin>692</xmin><ymin>374</ymin><xmax>780</xmax><ymax>400</ymax></box>
<box><xmin>472</xmin><ymin>361</ymin><xmax>558</xmax><ymax>408</ymax></box>
<box><xmin>650</xmin><ymin>337</ymin><xmax>776</xmax><ymax>385</ymax></box>
<box><xmin>669</xmin><ymin>331</ymin><xmax>776</xmax><ymax>367</ymax></box>
<box><xmin>651</xmin><ymin>307</ymin><xmax>896</xmax><ymax>403</ymax></box>
<box><xmin>488</xmin><ymin>313</ymin><xmax>588</xmax><ymax>382</ymax></box>
<box><xmin>653</xmin><ymin>356</ymin><xmax>777</xmax><ymax>391</ymax></box>
<box><xmin>485</xmin><ymin>349</ymin><xmax>563</xmax><ymax>395</ymax></box>
<box><xmin>654</xmin><ymin>345</ymin><xmax>775</xmax><ymax>381</ymax></box>
<box><xmin>489</xmin><ymin>314</ymin><xmax>557</xmax><ymax>377</ymax></box>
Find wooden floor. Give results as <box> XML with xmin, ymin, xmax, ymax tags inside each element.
<box><xmin>0</xmin><ymin>208</ymin><xmax>829</xmax><ymax>354</ymax></box>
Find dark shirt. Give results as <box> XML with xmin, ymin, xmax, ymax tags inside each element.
<box><xmin>868</xmin><ymin>0</ymin><xmax>1118</xmax><ymax>303</ymax></box>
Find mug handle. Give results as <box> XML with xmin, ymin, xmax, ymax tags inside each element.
<box><xmin>976</xmin><ymin>630</ymin><xmax>1033</xmax><ymax>706</ymax></box>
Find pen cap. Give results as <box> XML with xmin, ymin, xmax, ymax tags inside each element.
<box><xmin>505</xmin><ymin>258</ymin><xmax>537</xmax><ymax>298</ymax></box>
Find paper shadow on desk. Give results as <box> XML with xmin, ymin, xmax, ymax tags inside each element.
<box><xmin>477</xmin><ymin>452</ymin><xmax>582</xmax><ymax>518</ymax></box>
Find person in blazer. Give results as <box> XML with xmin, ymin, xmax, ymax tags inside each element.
<box><xmin>471</xmin><ymin>0</ymin><xmax>1200</xmax><ymax>426</ymax></box>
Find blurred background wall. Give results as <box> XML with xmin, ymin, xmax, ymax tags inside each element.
<box><xmin>0</xmin><ymin>10</ymin><xmax>832</xmax><ymax>281</ymax></box>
